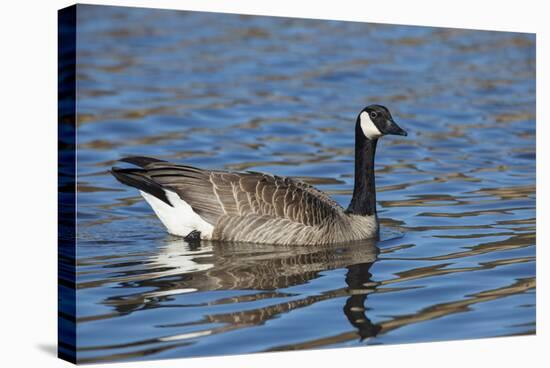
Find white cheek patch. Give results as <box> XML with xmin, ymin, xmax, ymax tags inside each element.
<box><xmin>360</xmin><ymin>112</ymin><xmax>383</xmax><ymax>139</ymax></box>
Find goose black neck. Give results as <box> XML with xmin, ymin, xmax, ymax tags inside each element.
<box><xmin>347</xmin><ymin>119</ymin><xmax>378</xmax><ymax>216</ymax></box>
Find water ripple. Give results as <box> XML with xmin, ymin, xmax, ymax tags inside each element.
<box><xmin>72</xmin><ymin>5</ymin><xmax>535</xmax><ymax>363</ymax></box>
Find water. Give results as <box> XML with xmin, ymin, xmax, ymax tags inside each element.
<box><xmin>72</xmin><ymin>5</ymin><xmax>536</xmax><ymax>363</ymax></box>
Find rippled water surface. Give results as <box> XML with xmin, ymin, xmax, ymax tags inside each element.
<box><xmin>73</xmin><ymin>5</ymin><xmax>536</xmax><ymax>363</ymax></box>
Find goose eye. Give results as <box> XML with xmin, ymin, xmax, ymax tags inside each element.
<box><xmin>370</xmin><ymin>112</ymin><xmax>377</xmax><ymax>119</ymax></box>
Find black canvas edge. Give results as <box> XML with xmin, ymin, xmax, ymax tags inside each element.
<box><xmin>58</xmin><ymin>4</ymin><xmax>77</xmax><ymax>364</ymax></box>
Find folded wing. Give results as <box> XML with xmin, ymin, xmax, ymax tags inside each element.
<box><xmin>112</xmin><ymin>156</ymin><xmax>346</xmax><ymax>229</ymax></box>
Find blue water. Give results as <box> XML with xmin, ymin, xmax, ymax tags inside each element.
<box><xmin>73</xmin><ymin>5</ymin><xmax>535</xmax><ymax>363</ymax></box>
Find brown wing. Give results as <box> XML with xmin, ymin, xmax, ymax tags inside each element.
<box><xmin>121</xmin><ymin>157</ymin><xmax>345</xmax><ymax>227</ymax></box>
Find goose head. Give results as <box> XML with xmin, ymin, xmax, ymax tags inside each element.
<box><xmin>358</xmin><ymin>104</ymin><xmax>407</xmax><ymax>140</ymax></box>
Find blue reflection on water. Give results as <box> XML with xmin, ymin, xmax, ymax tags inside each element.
<box><xmin>72</xmin><ymin>4</ymin><xmax>535</xmax><ymax>363</ymax></box>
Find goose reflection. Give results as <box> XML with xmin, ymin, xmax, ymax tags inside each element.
<box><xmin>344</xmin><ymin>263</ymin><xmax>382</xmax><ymax>339</ymax></box>
<box><xmin>101</xmin><ymin>238</ymin><xmax>382</xmax><ymax>342</ymax></box>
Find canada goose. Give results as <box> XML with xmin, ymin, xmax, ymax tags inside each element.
<box><xmin>111</xmin><ymin>104</ymin><xmax>407</xmax><ymax>245</ymax></box>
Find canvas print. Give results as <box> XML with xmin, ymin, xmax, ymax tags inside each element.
<box><xmin>58</xmin><ymin>4</ymin><xmax>536</xmax><ymax>364</ymax></box>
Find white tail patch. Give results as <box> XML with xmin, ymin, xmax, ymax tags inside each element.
<box><xmin>360</xmin><ymin>111</ymin><xmax>383</xmax><ymax>139</ymax></box>
<box><xmin>140</xmin><ymin>190</ymin><xmax>214</xmax><ymax>239</ymax></box>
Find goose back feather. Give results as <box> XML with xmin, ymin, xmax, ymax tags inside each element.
<box><xmin>112</xmin><ymin>157</ymin><xmax>377</xmax><ymax>245</ymax></box>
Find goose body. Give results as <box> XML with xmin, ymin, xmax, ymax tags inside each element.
<box><xmin>111</xmin><ymin>105</ymin><xmax>407</xmax><ymax>245</ymax></box>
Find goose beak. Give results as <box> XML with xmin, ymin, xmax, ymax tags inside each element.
<box><xmin>385</xmin><ymin>119</ymin><xmax>408</xmax><ymax>136</ymax></box>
